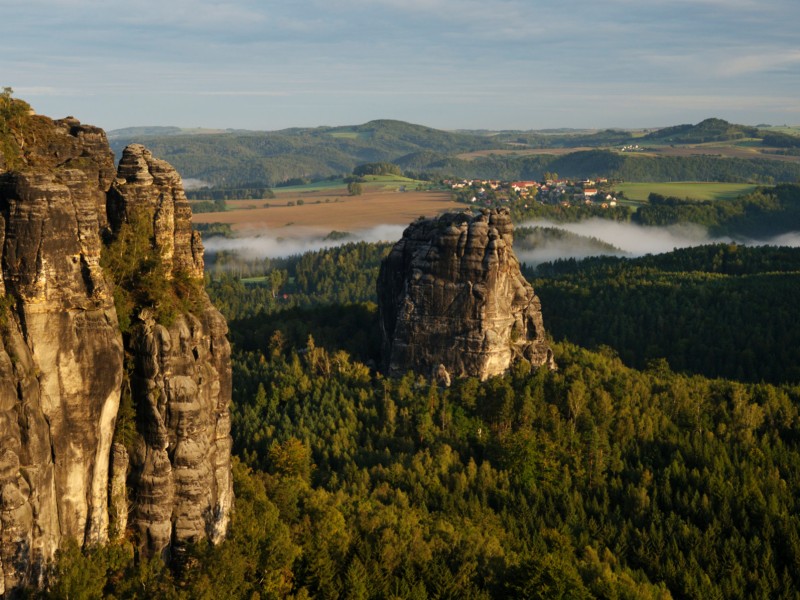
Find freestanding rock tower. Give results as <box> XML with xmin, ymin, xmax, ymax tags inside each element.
<box><xmin>378</xmin><ymin>207</ymin><xmax>555</xmax><ymax>383</ymax></box>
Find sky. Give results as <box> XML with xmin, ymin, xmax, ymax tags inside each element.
<box><xmin>3</xmin><ymin>0</ymin><xmax>799</xmax><ymax>131</ymax></box>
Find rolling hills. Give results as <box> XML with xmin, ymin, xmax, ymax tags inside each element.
<box><xmin>107</xmin><ymin>118</ymin><xmax>800</xmax><ymax>188</ymax></box>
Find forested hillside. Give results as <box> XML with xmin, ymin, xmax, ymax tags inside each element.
<box><xmin>416</xmin><ymin>151</ymin><xmax>800</xmax><ymax>184</ymax></box>
<box><xmin>633</xmin><ymin>183</ymin><xmax>800</xmax><ymax>237</ymax></box>
<box><xmin>108</xmin><ymin>120</ymin><xmax>499</xmax><ymax>187</ymax></box>
<box><xmin>641</xmin><ymin>118</ymin><xmax>760</xmax><ymax>144</ymax></box>
<box><xmin>530</xmin><ymin>244</ymin><xmax>800</xmax><ymax>384</ymax></box>
<box><xmin>108</xmin><ymin>118</ymin><xmax>800</xmax><ymax>187</ymax></box>
<box><xmin>49</xmin><ymin>234</ymin><xmax>800</xmax><ymax>598</ymax></box>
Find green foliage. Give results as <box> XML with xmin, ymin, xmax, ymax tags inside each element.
<box><xmin>224</xmin><ymin>321</ymin><xmax>800</xmax><ymax>598</ymax></box>
<box><xmin>762</xmin><ymin>131</ymin><xmax>800</xmax><ymax>149</ymax></box>
<box><xmin>108</xmin><ymin>119</ymin><xmax>498</xmax><ymax>188</ymax></box>
<box><xmin>633</xmin><ymin>184</ymin><xmax>800</xmax><ymax>237</ymax></box>
<box><xmin>194</xmin><ymin>222</ymin><xmax>234</xmax><ymax>239</ymax></box>
<box><xmin>186</xmin><ymin>186</ymin><xmax>274</xmax><ymax>200</ymax></box>
<box><xmin>100</xmin><ymin>209</ymin><xmax>205</xmax><ymax>332</ymax></box>
<box><xmin>206</xmin><ymin>240</ymin><xmax>391</xmax><ymax>320</ymax></box>
<box><xmin>112</xmin><ymin>368</ymin><xmax>137</xmax><ymax>456</ymax></box>
<box><xmin>107</xmin><ymin>115</ymin><xmax>800</xmax><ymax>187</ymax></box>
<box><xmin>46</xmin><ymin>538</ymin><xmax>135</xmax><ymax>600</ymax></box>
<box><xmin>44</xmin><ymin>225</ymin><xmax>800</xmax><ymax>597</ymax></box>
<box><xmin>0</xmin><ymin>87</ymin><xmax>32</xmax><ymax>170</ymax></box>
<box><xmin>347</xmin><ymin>180</ymin><xmax>363</xmax><ymax>196</ymax></box>
<box><xmin>515</xmin><ymin>226</ymin><xmax>623</xmax><ymax>255</ymax></box>
<box><xmin>642</xmin><ymin>118</ymin><xmax>759</xmax><ymax>144</ymax></box>
<box><xmin>531</xmin><ymin>243</ymin><xmax>800</xmax><ymax>383</ymax></box>
<box><xmin>353</xmin><ymin>161</ymin><xmax>402</xmax><ymax>176</ymax></box>
<box><xmin>188</xmin><ymin>198</ymin><xmax>226</xmax><ymax>213</ymax></box>
<box><xmin>201</xmin><ymin>237</ymin><xmax>800</xmax><ymax>597</ymax></box>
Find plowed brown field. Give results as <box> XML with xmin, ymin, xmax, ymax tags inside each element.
<box><xmin>191</xmin><ymin>189</ymin><xmax>460</xmax><ymax>236</ymax></box>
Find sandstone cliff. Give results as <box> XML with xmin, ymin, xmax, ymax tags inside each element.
<box><xmin>0</xmin><ymin>100</ymin><xmax>231</xmax><ymax>593</ymax></box>
<box><xmin>109</xmin><ymin>145</ymin><xmax>232</xmax><ymax>560</ymax></box>
<box><xmin>378</xmin><ymin>208</ymin><xmax>554</xmax><ymax>382</ymax></box>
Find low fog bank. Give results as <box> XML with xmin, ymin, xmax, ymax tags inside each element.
<box><xmin>203</xmin><ymin>224</ymin><xmax>406</xmax><ymax>260</ymax></box>
<box><xmin>202</xmin><ymin>219</ymin><xmax>800</xmax><ymax>264</ymax></box>
<box><xmin>183</xmin><ymin>178</ymin><xmax>212</xmax><ymax>190</ymax></box>
<box><xmin>517</xmin><ymin>219</ymin><xmax>800</xmax><ymax>266</ymax></box>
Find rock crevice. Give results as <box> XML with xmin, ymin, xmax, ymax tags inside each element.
<box><xmin>0</xmin><ymin>110</ymin><xmax>232</xmax><ymax>593</ymax></box>
<box><xmin>379</xmin><ymin>208</ymin><xmax>555</xmax><ymax>382</ymax></box>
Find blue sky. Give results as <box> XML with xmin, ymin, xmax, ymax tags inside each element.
<box><xmin>3</xmin><ymin>0</ymin><xmax>799</xmax><ymax>131</ymax></box>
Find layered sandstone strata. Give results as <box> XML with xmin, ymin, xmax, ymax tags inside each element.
<box><xmin>0</xmin><ymin>110</ymin><xmax>232</xmax><ymax>593</ymax></box>
<box><xmin>378</xmin><ymin>208</ymin><xmax>555</xmax><ymax>382</ymax></box>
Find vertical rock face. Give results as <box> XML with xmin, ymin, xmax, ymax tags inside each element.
<box><xmin>378</xmin><ymin>208</ymin><xmax>555</xmax><ymax>382</ymax></box>
<box><xmin>0</xmin><ymin>109</ymin><xmax>232</xmax><ymax>593</ymax></box>
<box><xmin>110</xmin><ymin>144</ymin><xmax>232</xmax><ymax>559</ymax></box>
<box><xmin>0</xmin><ymin>116</ymin><xmax>123</xmax><ymax>592</ymax></box>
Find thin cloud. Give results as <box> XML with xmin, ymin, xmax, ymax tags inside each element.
<box><xmin>522</xmin><ymin>219</ymin><xmax>717</xmax><ymax>257</ymax></box>
<box><xmin>717</xmin><ymin>51</ymin><xmax>800</xmax><ymax>77</ymax></box>
<box><xmin>517</xmin><ymin>219</ymin><xmax>800</xmax><ymax>266</ymax></box>
<box><xmin>203</xmin><ymin>225</ymin><xmax>406</xmax><ymax>260</ymax></box>
<box><xmin>203</xmin><ymin>220</ymin><xmax>800</xmax><ymax>268</ymax></box>
<box><xmin>4</xmin><ymin>0</ymin><xmax>799</xmax><ymax>129</ymax></box>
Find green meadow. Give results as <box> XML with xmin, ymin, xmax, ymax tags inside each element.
<box><xmin>617</xmin><ymin>181</ymin><xmax>758</xmax><ymax>202</ymax></box>
<box><xmin>271</xmin><ymin>173</ymin><xmax>426</xmax><ymax>194</ymax></box>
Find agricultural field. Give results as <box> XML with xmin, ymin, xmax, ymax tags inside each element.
<box><xmin>270</xmin><ymin>174</ymin><xmax>428</xmax><ymax>193</ymax></box>
<box><xmin>616</xmin><ymin>181</ymin><xmax>758</xmax><ymax>202</ymax></box>
<box><xmin>191</xmin><ymin>188</ymin><xmax>458</xmax><ymax>235</ymax></box>
<box><xmin>456</xmin><ymin>147</ymin><xmax>594</xmax><ymax>159</ymax></box>
<box><xmin>650</xmin><ymin>142</ymin><xmax>800</xmax><ymax>162</ymax></box>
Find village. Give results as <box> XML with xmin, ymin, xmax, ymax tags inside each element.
<box><xmin>445</xmin><ymin>175</ymin><xmax>621</xmax><ymax>209</ymax></box>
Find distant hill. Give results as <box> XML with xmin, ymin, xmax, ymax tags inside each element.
<box><xmin>762</xmin><ymin>131</ymin><xmax>800</xmax><ymax>148</ymax></box>
<box><xmin>643</xmin><ymin>118</ymin><xmax>760</xmax><ymax>144</ymax></box>
<box><xmin>106</xmin><ymin>126</ymin><xmax>183</xmax><ymax>139</ymax></box>
<box><xmin>107</xmin><ymin>117</ymin><xmax>800</xmax><ymax>187</ymax></box>
<box><xmin>108</xmin><ymin>119</ymin><xmax>501</xmax><ymax>187</ymax></box>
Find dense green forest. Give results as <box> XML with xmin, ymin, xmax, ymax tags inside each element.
<box><xmin>49</xmin><ymin>235</ymin><xmax>800</xmax><ymax>598</ymax></box>
<box><xmin>529</xmin><ymin>244</ymin><xmax>800</xmax><ymax>384</ymax></box>
<box><xmin>42</xmin><ymin>182</ymin><xmax>800</xmax><ymax>598</ymax></box>
<box><xmin>108</xmin><ymin>120</ymin><xmax>499</xmax><ymax>188</ymax></box>
<box><xmin>640</xmin><ymin>118</ymin><xmax>760</xmax><ymax>144</ymax></box>
<box><xmin>633</xmin><ymin>184</ymin><xmax>800</xmax><ymax>237</ymax></box>
<box><xmin>108</xmin><ymin>118</ymin><xmax>800</xmax><ymax>188</ymax></box>
<box><xmin>420</xmin><ymin>151</ymin><xmax>800</xmax><ymax>186</ymax></box>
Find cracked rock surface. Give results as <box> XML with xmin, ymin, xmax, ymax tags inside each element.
<box><xmin>378</xmin><ymin>208</ymin><xmax>555</xmax><ymax>382</ymax></box>
<box><xmin>0</xmin><ymin>114</ymin><xmax>232</xmax><ymax>593</ymax></box>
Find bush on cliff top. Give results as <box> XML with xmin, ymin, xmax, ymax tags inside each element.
<box><xmin>0</xmin><ymin>87</ymin><xmax>32</xmax><ymax>171</ymax></box>
<box><xmin>101</xmin><ymin>208</ymin><xmax>204</xmax><ymax>332</ymax></box>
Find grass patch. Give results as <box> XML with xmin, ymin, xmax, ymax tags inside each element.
<box><xmin>328</xmin><ymin>131</ymin><xmax>360</xmax><ymax>139</ymax></box>
<box><xmin>271</xmin><ymin>174</ymin><xmax>425</xmax><ymax>194</ymax></box>
<box><xmin>272</xmin><ymin>180</ymin><xmax>348</xmax><ymax>193</ymax></box>
<box><xmin>241</xmin><ymin>275</ymin><xmax>269</xmax><ymax>285</ymax></box>
<box><xmin>617</xmin><ymin>182</ymin><xmax>758</xmax><ymax>202</ymax></box>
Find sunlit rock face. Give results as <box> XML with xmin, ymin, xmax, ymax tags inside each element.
<box><xmin>110</xmin><ymin>144</ymin><xmax>232</xmax><ymax>561</ymax></box>
<box><xmin>0</xmin><ymin>113</ymin><xmax>232</xmax><ymax>593</ymax></box>
<box><xmin>0</xmin><ymin>116</ymin><xmax>123</xmax><ymax>592</ymax></box>
<box><xmin>378</xmin><ymin>207</ymin><xmax>555</xmax><ymax>383</ymax></box>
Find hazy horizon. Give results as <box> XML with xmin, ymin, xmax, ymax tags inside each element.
<box><xmin>4</xmin><ymin>0</ymin><xmax>798</xmax><ymax>132</ymax></box>
<box><xmin>102</xmin><ymin>116</ymin><xmax>795</xmax><ymax>136</ymax></box>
